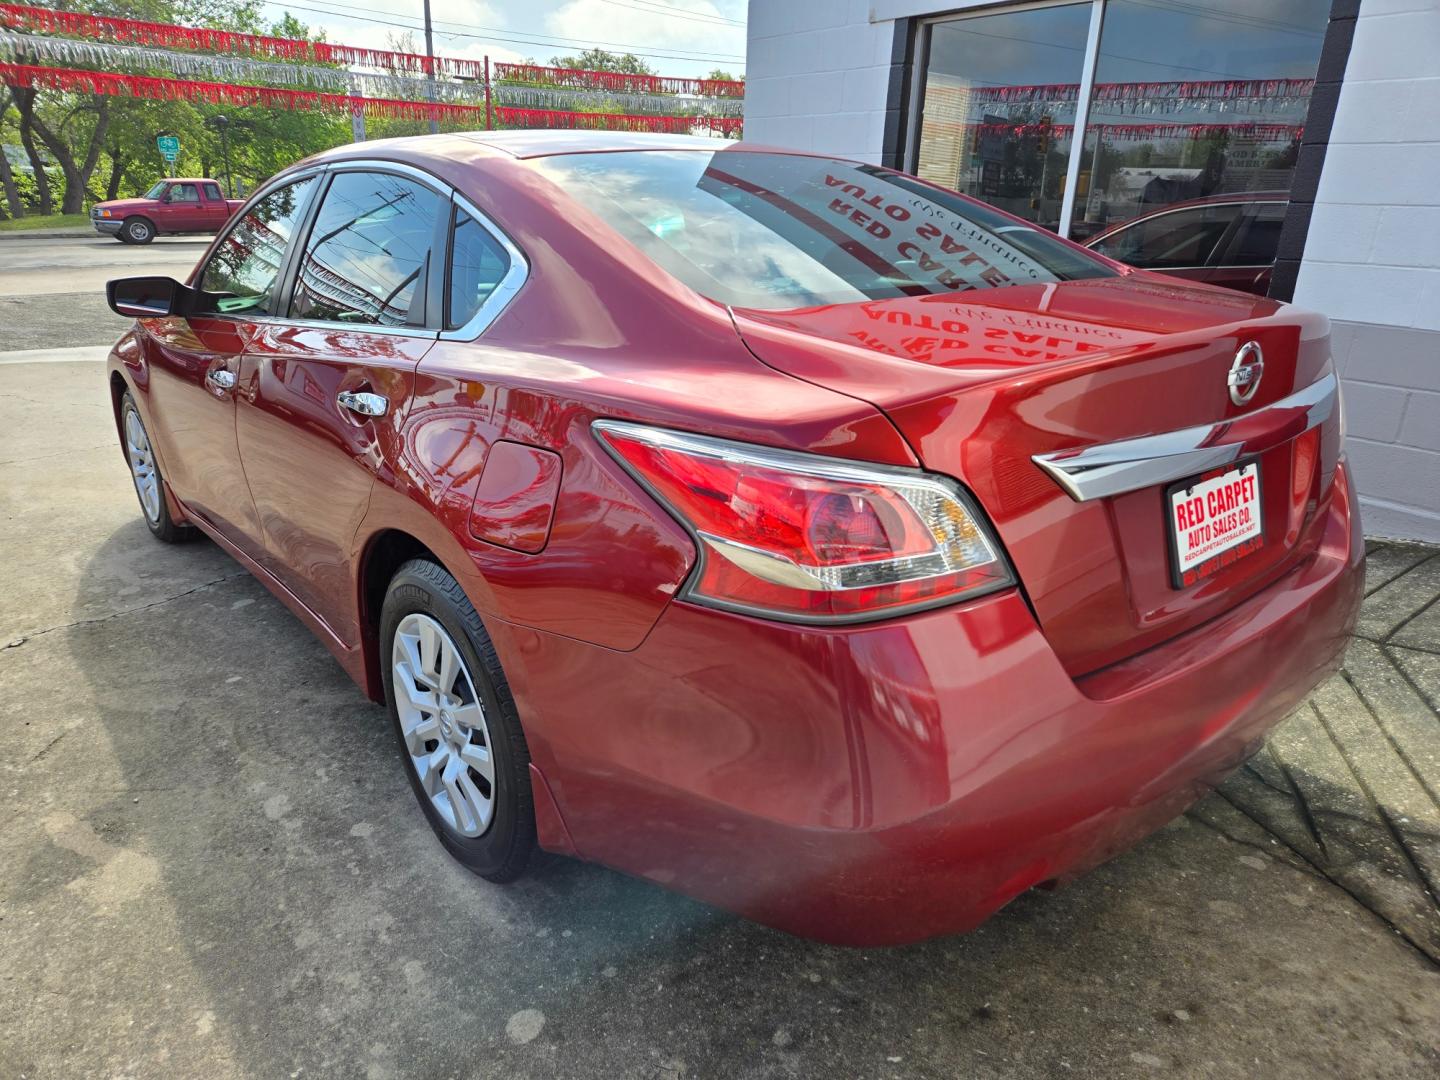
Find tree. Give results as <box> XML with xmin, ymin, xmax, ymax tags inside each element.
<box><xmin>0</xmin><ymin>0</ymin><xmax>275</xmax><ymax>213</ymax></box>
<box><xmin>705</xmin><ymin>68</ymin><xmax>738</xmax><ymax>82</ymax></box>
<box><xmin>550</xmin><ymin>48</ymin><xmax>656</xmax><ymax>76</ymax></box>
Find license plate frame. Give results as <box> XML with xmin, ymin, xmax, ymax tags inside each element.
<box><xmin>1165</xmin><ymin>460</ymin><xmax>1265</xmax><ymax>590</ymax></box>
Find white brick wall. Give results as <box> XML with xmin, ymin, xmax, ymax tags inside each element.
<box><xmin>743</xmin><ymin>0</ymin><xmax>894</xmax><ymax>160</ymax></box>
<box><xmin>1294</xmin><ymin>0</ymin><xmax>1440</xmax><ymax>542</ymax></box>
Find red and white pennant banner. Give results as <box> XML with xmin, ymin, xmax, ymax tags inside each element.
<box><xmin>0</xmin><ymin>61</ymin><xmax>743</xmax><ymax>135</ymax></box>
<box><xmin>971</xmin><ymin>120</ymin><xmax>1304</xmax><ymax>142</ymax></box>
<box><xmin>493</xmin><ymin>62</ymin><xmax>743</xmax><ymax>98</ymax></box>
<box><xmin>0</xmin><ymin>2</ymin><xmax>483</xmax><ymax>78</ymax></box>
<box><xmin>493</xmin><ymin>106</ymin><xmax>741</xmax><ymax>136</ymax></box>
<box><xmin>0</xmin><ymin>61</ymin><xmax>487</xmax><ymax>121</ymax></box>
<box><xmin>972</xmin><ymin>78</ymin><xmax>1315</xmax><ymax>105</ymax></box>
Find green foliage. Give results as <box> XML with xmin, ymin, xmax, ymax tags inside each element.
<box><xmin>549</xmin><ymin>49</ymin><xmax>657</xmax><ymax>77</ymax></box>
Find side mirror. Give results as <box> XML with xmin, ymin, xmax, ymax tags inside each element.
<box><xmin>107</xmin><ymin>276</ymin><xmax>191</xmax><ymax>318</ymax></box>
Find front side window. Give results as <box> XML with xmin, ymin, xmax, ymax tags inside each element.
<box><xmin>535</xmin><ymin>150</ymin><xmax>1112</xmax><ymax>311</ymax></box>
<box><xmin>169</xmin><ymin>183</ymin><xmax>199</xmax><ymax>203</ymax></box>
<box><xmin>289</xmin><ymin>171</ymin><xmax>444</xmax><ymax>327</ymax></box>
<box><xmin>447</xmin><ymin>208</ymin><xmax>513</xmax><ymax>330</ymax></box>
<box><xmin>199</xmin><ymin>174</ymin><xmax>319</xmax><ymax>315</ymax></box>
<box><xmin>1089</xmin><ymin>203</ymin><xmax>1241</xmax><ymax>269</ymax></box>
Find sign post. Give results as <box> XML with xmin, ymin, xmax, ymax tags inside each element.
<box><xmin>156</xmin><ymin>134</ymin><xmax>180</xmax><ymax>166</ymax></box>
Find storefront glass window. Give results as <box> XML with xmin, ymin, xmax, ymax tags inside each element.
<box><xmin>913</xmin><ymin>3</ymin><xmax>1092</xmax><ymax>231</ymax></box>
<box><xmin>909</xmin><ymin>0</ymin><xmax>1330</xmax><ymax>292</ymax></box>
<box><xmin>1070</xmin><ymin>0</ymin><xmax>1328</xmax><ymax>241</ymax></box>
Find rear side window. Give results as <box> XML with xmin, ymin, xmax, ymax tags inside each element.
<box><xmin>1090</xmin><ymin>204</ymin><xmax>1242</xmax><ymax>270</ymax></box>
<box><xmin>203</xmin><ymin>182</ymin><xmax>223</xmax><ymax>201</ymax></box>
<box><xmin>533</xmin><ymin>150</ymin><xmax>1112</xmax><ymax>310</ymax></box>
<box><xmin>1226</xmin><ymin>203</ymin><xmax>1286</xmax><ymax>267</ymax></box>
<box><xmin>447</xmin><ymin>208</ymin><xmax>512</xmax><ymax>330</ymax></box>
<box><xmin>289</xmin><ymin>171</ymin><xmax>444</xmax><ymax>327</ymax></box>
<box><xmin>198</xmin><ymin>174</ymin><xmax>318</xmax><ymax>315</ymax></box>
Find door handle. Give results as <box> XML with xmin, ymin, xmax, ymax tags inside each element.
<box><xmin>207</xmin><ymin>368</ymin><xmax>236</xmax><ymax>390</ymax></box>
<box><xmin>337</xmin><ymin>390</ymin><xmax>388</xmax><ymax>418</ymax></box>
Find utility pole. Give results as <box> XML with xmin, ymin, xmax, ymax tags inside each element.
<box><xmin>423</xmin><ymin>0</ymin><xmax>438</xmax><ymax>135</ymax></box>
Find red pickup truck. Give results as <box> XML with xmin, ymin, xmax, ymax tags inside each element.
<box><xmin>91</xmin><ymin>178</ymin><xmax>244</xmax><ymax>244</ymax></box>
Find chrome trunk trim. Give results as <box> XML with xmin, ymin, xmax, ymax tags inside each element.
<box><xmin>1032</xmin><ymin>372</ymin><xmax>1337</xmax><ymax>502</ymax></box>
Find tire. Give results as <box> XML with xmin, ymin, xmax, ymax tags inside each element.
<box><xmin>120</xmin><ymin>391</ymin><xmax>194</xmax><ymax>543</ymax></box>
<box><xmin>120</xmin><ymin>217</ymin><xmax>155</xmax><ymax>244</ymax></box>
<box><xmin>380</xmin><ymin>558</ymin><xmax>536</xmax><ymax>883</ymax></box>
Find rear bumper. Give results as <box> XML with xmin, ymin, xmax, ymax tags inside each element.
<box><xmin>92</xmin><ymin>219</ymin><xmax>122</xmax><ymax>236</ymax></box>
<box><xmin>507</xmin><ymin>460</ymin><xmax>1363</xmax><ymax>945</ymax></box>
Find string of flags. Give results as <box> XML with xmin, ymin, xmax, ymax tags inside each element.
<box><xmin>0</xmin><ymin>1</ymin><xmax>745</xmax><ymax>134</ymax></box>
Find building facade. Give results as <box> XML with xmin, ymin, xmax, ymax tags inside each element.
<box><xmin>745</xmin><ymin>0</ymin><xmax>1439</xmax><ymax>541</ymax></box>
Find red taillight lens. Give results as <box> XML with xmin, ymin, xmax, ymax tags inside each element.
<box><xmin>594</xmin><ymin>421</ymin><xmax>1013</xmax><ymax>622</ymax></box>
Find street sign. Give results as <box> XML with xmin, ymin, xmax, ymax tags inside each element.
<box><xmin>156</xmin><ymin>135</ymin><xmax>180</xmax><ymax>163</ymax></box>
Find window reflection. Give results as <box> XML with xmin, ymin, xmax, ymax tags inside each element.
<box><xmin>447</xmin><ymin>209</ymin><xmax>512</xmax><ymax>330</ymax></box>
<box><xmin>1088</xmin><ymin>201</ymin><xmax>1243</xmax><ymax>268</ymax></box>
<box><xmin>1070</xmin><ymin>0</ymin><xmax>1326</xmax><ymax>240</ymax></box>
<box><xmin>911</xmin><ymin>0</ymin><xmax>1329</xmax><ymax>276</ymax></box>
<box><xmin>290</xmin><ymin>172</ymin><xmax>443</xmax><ymax>327</ymax></box>
<box><xmin>915</xmin><ymin>3</ymin><xmax>1093</xmax><ymax>231</ymax></box>
<box><xmin>537</xmin><ymin>150</ymin><xmax>1111</xmax><ymax>311</ymax></box>
<box><xmin>198</xmin><ymin>175</ymin><xmax>316</xmax><ymax>315</ymax></box>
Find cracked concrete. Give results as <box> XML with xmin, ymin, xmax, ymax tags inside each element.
<box><xmin>3</xmin><ymin>303</ymin><xmax>1440</xmax><ymax>1075</ymax></box>
<box><xmin>1213</xmin><ymin>546</ymin><xmax>1440</xmax><ymax>963</ymax></box>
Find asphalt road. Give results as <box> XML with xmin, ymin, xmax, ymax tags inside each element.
<box><xmin>1</xmin><ymin>235</ymin><xmax>1438</xmax><ymax>1078</ymax></box>
<box><xmin>0</xmin><ymin>235</ymin><xmax>208</xmax><ymax>353</ymax></box>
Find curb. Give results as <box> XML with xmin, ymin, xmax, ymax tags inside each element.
<box><xmin>0</xmin><ymin>345</ymin><xmax>113</xmax><ymax>365</ymax></box>
<box><xmin>0</xmin><ymin>228</ymin><xmax>98</xmax><ymax>239</ymax></box>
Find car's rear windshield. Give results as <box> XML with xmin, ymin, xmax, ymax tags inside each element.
<box><xmin>533</xmin><ymin>150</ymin><xmax>1114</xmax><ymax>310</ymax></box>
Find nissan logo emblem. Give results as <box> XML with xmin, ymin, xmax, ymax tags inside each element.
<box><xmin>1228</xmin><ymin>341</ymin><xmax>1264</xmax><ymax>406</ymax></box>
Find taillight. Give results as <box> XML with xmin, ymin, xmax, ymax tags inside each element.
<box><xmin>593</xmin><ymin>420</ymin><xmax>1014</xmax><ymax>623</ymax></box>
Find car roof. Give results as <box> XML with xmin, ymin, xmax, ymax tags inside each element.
<box><xmin>456</xmin><ymin>129</ymin><xmax>736</xmax><ymax>158</ymax></box>
<box><xmin>162</xmin><ymin>178</ymin><xmax>219</xmax><ymax>184</ymax></box>
<box><xmin>303</xmin><ymin>131</ymin><xmax>760</xmax><ymax>172</ymax></box>
<box><xmin>1138</xmin><ymin>190</ymin><xmax>1289</xmax><ymax>213</ymax></box>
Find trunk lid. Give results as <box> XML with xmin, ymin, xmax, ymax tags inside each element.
<box><xmin>732</xmin><ymin>274</ymin><xmax>1341</xmax><ymax>676</ymax></box>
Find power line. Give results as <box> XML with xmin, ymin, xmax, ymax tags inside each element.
<box><xmin>259</xmin><ymin>0</ymin><xmax>746</xmax><ymax>63</ymax></box>
<box><xmin>594</xmin><ymin>0</ymin><xmax>745</xmax><ymax>27</ymax></box>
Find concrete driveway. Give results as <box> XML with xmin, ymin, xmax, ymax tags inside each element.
<box><xmin>1</xmin><ymin>258</ymin><xmax>1438</xmax><ymax>1077</ymax></box>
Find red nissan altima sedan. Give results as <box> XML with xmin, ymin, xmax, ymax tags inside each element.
<box><xmin>104</xmin><ymin>132</ymin><xmax>1362</xmax><ymax>945</ymax></box>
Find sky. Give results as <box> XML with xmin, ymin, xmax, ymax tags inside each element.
<box><xmin>256</xmin><ymin>0</ymin><xmax>748</xmax><ymax>79</ymax></box>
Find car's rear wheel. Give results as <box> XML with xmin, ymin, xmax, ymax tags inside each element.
<box><xmin>120</xmin><ymin>217</ymin><xmax>155</xmax><ymax>244</ymax></box>
<box><xmin>380</xmin><ymin>559</ymin><xmax>535</xmax><ymax>882</ymax></box>
<box><xmin>120</xmin><ymin>392</ymin><xmax>193</xmax><ymax>543</ymax></box>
